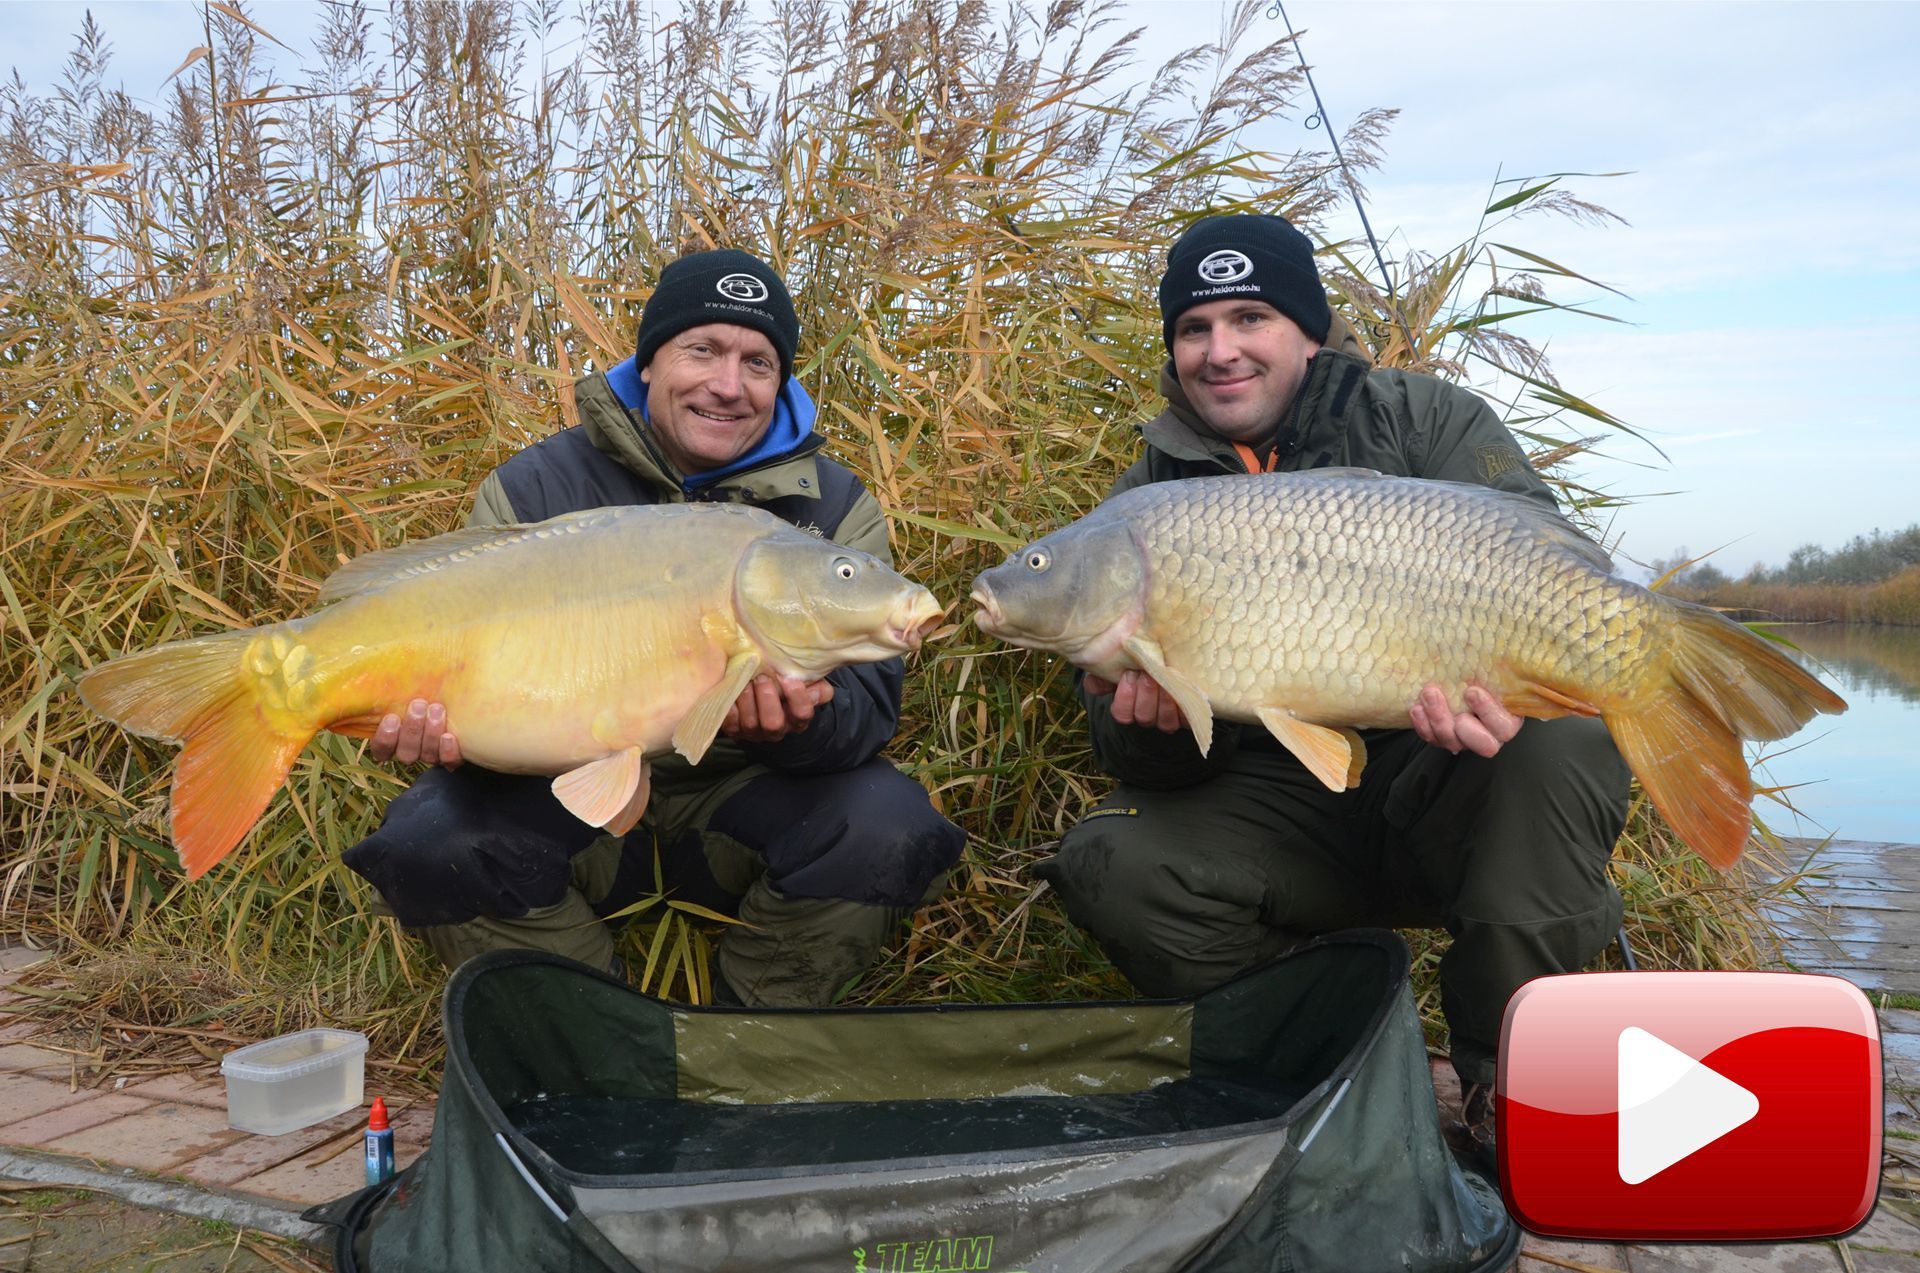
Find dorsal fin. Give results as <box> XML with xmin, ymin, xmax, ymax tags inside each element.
<box><xmin>1290</xmin><ymin>466</ymin><xmax>1390</xmax><ymax>481</ymax></box>
<box><xmin>316</xmin><ymin>508</ymin><xmax>627</xmax><ymax>604</ymax></box>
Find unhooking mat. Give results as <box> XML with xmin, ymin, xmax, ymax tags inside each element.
<box><xmin>306</xmin><ymin>930</ymin><xmax>1515</xmax><ymax>1272</ymax></box>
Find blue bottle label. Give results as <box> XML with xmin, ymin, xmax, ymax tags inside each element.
<box><xmin>365</xmin><ymin>1128</ymin><xmax>395</xmax><ymax>1186</ymax></box>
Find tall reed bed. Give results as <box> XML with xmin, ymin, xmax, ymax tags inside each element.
<box><xmin>0</xmin><ymin>0</ymin><xmax>1797</xmax><ymax>1064</ymax></box>
<box><xmin>1681</xmin><ymin>569</ymin><xmax>1920</xmax><ymax>626</ymax></box>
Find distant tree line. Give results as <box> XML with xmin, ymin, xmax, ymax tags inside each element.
<box><xmin>1656</xmin><ymin>524</ymin><xmax>1920</xmax><ymax>592</ymax></box>
<box><xmin>1656</xmin><ymin>525</ymin><xmax>1920</xmax><ymax>626</ymax></box>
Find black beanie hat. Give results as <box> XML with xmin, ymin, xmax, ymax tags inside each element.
<box><xmin>634</xmin><ymin>248</ymin><xmax>800</xmax><ymax>381</ymax></box>
<box><xmin>1157</xmin><ymin>214</ymin><xmax>1331</xmax><ymax>350</ymax></box>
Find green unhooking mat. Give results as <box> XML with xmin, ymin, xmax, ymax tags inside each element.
<box><xmin>306</xmin><ymin>931</ymin><xmax>1515</xmax><ymax>1272</ymax></box>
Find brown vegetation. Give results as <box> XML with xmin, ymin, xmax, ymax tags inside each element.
<box><xmin>1678</xmin><ymin>568</ymin><xmax>1920</xmax><ymax>627</ymax></box>
<box><xmin>0</xmin><ymin>0</ymin><xmax>1807</xmax><ymax>1069</ymax></box>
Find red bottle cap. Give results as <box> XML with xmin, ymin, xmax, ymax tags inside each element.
<box><xmin>368</xmin><ymin>1096</ymin><xmax>390</xmax><ymax>1131</ymax></box>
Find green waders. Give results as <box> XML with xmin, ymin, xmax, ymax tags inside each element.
<box><xmin>1036</xmin><ymin>716</ymin><xmax>1630</xmax><ymax>1086</ymax></box>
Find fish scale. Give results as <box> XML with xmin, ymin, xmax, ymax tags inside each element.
<box><xmin>971</xmin><ymin>469</ymin><xmax>1846</xmax><ymax>869</ymax></box>
<box><xmin>1122</xmin><ymin>474</ymin><xmax>1659</xmax><ymax>727</ymax></box>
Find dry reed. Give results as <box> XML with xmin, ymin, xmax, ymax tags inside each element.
<box><xmin>0</xmin><ymin>0</ymin><xmax>1793</xmax><ymax>1071</ymax></box>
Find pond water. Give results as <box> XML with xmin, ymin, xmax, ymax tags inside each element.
<box><xmin>1746</xmin><ymin>624</ymin><xmax>1920</xmax><ymax>846</ymax></box>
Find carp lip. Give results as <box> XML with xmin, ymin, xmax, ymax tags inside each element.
<box><xmin>967</xmin><ymin>582</ymin><xmax>1006</xmax><ymax>636</ymax></box>
<box><xmin>887</xmin><ymin>600</ymin><xmax>947</xmax><ymax>651</ymax></box>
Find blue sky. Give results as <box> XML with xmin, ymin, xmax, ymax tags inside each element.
<box><xmin>15</xmin><ymin>1</ymin><xmax>1917</xmax><ymax>579</ymax></box>
<box><xmin>1194</xmin><ymin>1</ymin><xmax>1920</xmax><ymax>578</ymax></box>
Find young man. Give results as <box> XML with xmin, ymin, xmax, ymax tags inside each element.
<box><xmin>346</xmin><ymin>248</ymin><xmax>965</xmax><ymax>1007</ymax></box>
<box><xmin>1034</xmin><ymin>215</ymin><xmax>1632</xmax><ymax>1158</ymax></box>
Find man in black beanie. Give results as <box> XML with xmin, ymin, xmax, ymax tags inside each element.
<box><xmin>1034</xmin><ymin>213</ymin><xmax>1633</xmax><ymax>1167</ymax></box>
<box><xmin>348</xmin><ymin>246</ymin><xmax>964</xmax><ymax>1007</ymax></box>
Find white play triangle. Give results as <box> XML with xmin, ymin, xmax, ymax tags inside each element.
<box><xmin>1617</xmin><ymin>1025</ymin><xmax>1760</xmax><ymax>1185</ymax></box>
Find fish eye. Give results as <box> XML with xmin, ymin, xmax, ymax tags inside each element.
<box><xmin>1025</xmin><ymin>550</ymin><xmax>1050</xmax><ymax>572</ymax></box>
<box><xmin>833</xmin><ymin>558</ymin><xmax>856</xmax><ymax>580</ymax></box>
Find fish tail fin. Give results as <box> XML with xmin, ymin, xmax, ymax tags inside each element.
<box><xmin>1605</xmin><ymin>684</ymin><xmax>1754</xmax><ymax>870</ymax></box>
<box><xmin>1605</xmin><ymin>603</ymin><xmax>1847</xmax><ymax>871</ymax></box>
<box><xmin>1663</xmin><ymin>601</ymin><xmax>1848</xmax><ymax>741</ymax></box>
<box><xmin>78</xmin><ymin>632</ymin><xmax>310</xmax><ymax>878</ymax></box>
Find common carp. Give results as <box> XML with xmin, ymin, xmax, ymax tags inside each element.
<box><xmin>79</xmin><ymin>503</ymin><xmax>943</xmax><ymax>878</ymax></box>
<box><xmin>970</xmin><ymin>470</ymin><xmax>1846</xmax><ymax>869</ymax></box>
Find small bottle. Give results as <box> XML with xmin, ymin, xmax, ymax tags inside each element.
<box><xmin>364</xmin><ymin>1096</ymin><xmax>395</xmax><ymax>1187</ymax></box>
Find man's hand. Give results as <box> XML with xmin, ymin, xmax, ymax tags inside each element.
<box><xmin>1408</xmin><ymin>684</ymin><xmax>1519</xmax><ymax>758</ymax></box>
<box><xmin>722</xmin><ymin>674</ymin><xmax>835</xmax><ymax>743</ymax></box>
<box><xmin>1085</xmin><ymin>670</ymin><xmax>1187</xmax><ymax>733</ymax></box>
<box><xmin>369</xmin><ymin>698</ymin><xmax>464</xmax><ymax>768</ymax></box>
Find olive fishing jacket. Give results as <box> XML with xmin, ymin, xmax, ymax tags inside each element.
<box><xmin>1086</xmin><ymin>340</ymin><xmax>1569</xmax><ymax>788</ymax></box>
<box><xmin>465</xmin><ymin>363</ymin><xmax>904</xmax><ymax>784</ymax></box>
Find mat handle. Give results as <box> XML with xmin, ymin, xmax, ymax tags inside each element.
<box><xmin>495</xmin><ymin>1133</ymin><xmax>568</xmax><ymax>1224</ymax></box>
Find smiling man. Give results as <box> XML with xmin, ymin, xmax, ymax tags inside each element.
<box><xmin>1033</xmin><ymin>214</ymin><xmax>1633</xmax><ymax>1169</ymax></box>
<box><xmin>343</xmin><ymin>248</ymin><xmax>964</xmax><ymax>1007</ymax></box>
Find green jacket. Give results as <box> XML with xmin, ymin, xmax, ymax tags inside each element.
<box><xmin>464</xmin><ymin>371</ymin><xmax>902</xmax><ymax>787</ymax></box>
<box><xmin>1087</xmin><ymin>349</ymin><xmax>1566</xmax><ymax>788</ymax></box>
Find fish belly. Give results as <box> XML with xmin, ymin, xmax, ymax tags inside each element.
<box><xmin>435</xmin><ymin>612</ymin><xmax>727</xmax><ymax>772</ymax></box>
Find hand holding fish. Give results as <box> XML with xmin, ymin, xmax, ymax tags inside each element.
<box><xmin>723</xmin><ymin>674</ymin><xmax>835</xmax><ymax>742</ymax></box>
<box><xmin>370</xmin><ymin>698</ymin><xmax>464</xmax><ymax>768</ymax></box>
<box><xmin>1408</xmin><ymin>685</ymin><xmax>1521</xmax><ymax>759</ymax></box>
<box><xmin>1087</xmin><ymin>669</ymin><xmax>1188</xmax><ymax>732</ymax></box>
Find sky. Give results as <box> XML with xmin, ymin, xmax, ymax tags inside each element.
<box><xmin>12</xmin><ymin>0</ymin><xmax>1917</xmax><ymax>580</ymax></box>
<box><xmin>1197</xmin><ymin>0</ymin><xmax>1920</xmax><ymax>579</ymax></box>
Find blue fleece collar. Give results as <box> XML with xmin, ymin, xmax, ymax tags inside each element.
<box><xmin>604</xmin><ymin>356</ymin><xmax>818</xmax><ymax>492</ymax></box>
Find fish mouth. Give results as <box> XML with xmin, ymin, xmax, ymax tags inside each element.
<box><xmin>969</xmin><ymin>582</ymin><xmax>1005</xmax><ymax>637</ymax></box>
<box><xmin>886</xmin><ymin>593</ymin><xmax>947</xmax><ymax>651</ymax></box>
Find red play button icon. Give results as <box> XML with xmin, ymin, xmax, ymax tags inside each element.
<box><xmin>1498</xmin><ymin>971</ymin><xmax>1881</xmax><ymax>1241</ymax></box>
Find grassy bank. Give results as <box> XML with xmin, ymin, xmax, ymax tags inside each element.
<box><xmin>0</xmin><ymin>0</ymin><xmax>1806</xmax><ymax>1072</ymax></box>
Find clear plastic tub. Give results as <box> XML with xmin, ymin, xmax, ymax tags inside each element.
<box><xmin>220</xmin><ymin>1028</ymin><xmax>368</xmax><ymax>1136</ymax></box>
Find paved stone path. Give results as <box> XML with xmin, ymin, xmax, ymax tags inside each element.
<box><xmin>1</xmin><ymin>838</ymin><xmax>1916</xmax><ymax>1270</ymax></box>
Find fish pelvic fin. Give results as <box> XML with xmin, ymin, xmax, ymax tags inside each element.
<box><xmin>77</xmin><ymin>631</ymin><xmax>309</xmax><ymax>879</ymax></box>
<box><xmin>1256</xmin><ymin>709</ymin><xmax>1367</xmax><ymax>791</ymax></box>
<box><xmin>553</xmin><ymin>747</ymin><xmax>650</xmax><ymax>832</ymax></box>
<box><xmin>1605</xmin><ymin>683</ymin><xmax>1753</xmax><ymax>870</ymax></box>
<box><xmin>1121</xmin><ymin>635</ymin><xmax>1214</xmax><ymax>757</ymax></box>
<box><xmin>673</xmin><ymin>650</ymin><xmax>761</xmax><ymax>765</ymax></box>
<box><xmin>1500</xmin><ymin>681</ymin><xmax>1601</xmax><ymax>720</ymax></box>
<box><xmin>1663</xmin><ymin>601</ymin><xmax>1848</xmax><ymax>741</ymax></box>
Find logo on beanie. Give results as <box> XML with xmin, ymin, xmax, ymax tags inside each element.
<box><xmin>1196</xmin><ymin>249</ymin><xmax>1253</xmax><ymax>285</ymax></box>
<box><xmin>716</xmin><ymin>273</ymin><xmax>770</xmax><ymax>303</ymax></box>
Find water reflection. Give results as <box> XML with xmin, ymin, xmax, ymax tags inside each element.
<box><xmin>1780</xmin><ymin>623</ymin><xmax>1920</xmax><ymax>707</ymax></box>
<box><xmin>1750</xmin><ymin>624</ymin><xmax>1920</xmax><ymax>846</ymax></box>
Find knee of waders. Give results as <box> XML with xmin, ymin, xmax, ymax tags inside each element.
<box><xmin>1483</xmin><ymin>716</ymin><xmax>1632</xmax><ymax>810</ymax></box>
<box><xmin>714</xmin><ymin>764</ymin><xmax>965</xmax><ymax>909</ymax></box>
<box><xmin>1037</xmin><ymin>811</ymin><xmax>1179</xmax><ymax>934</ymax></box>
<box><xmin>342</xmin><ymin>765</ymin><xmax>603</xmax><ymax>927</ymax></box>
